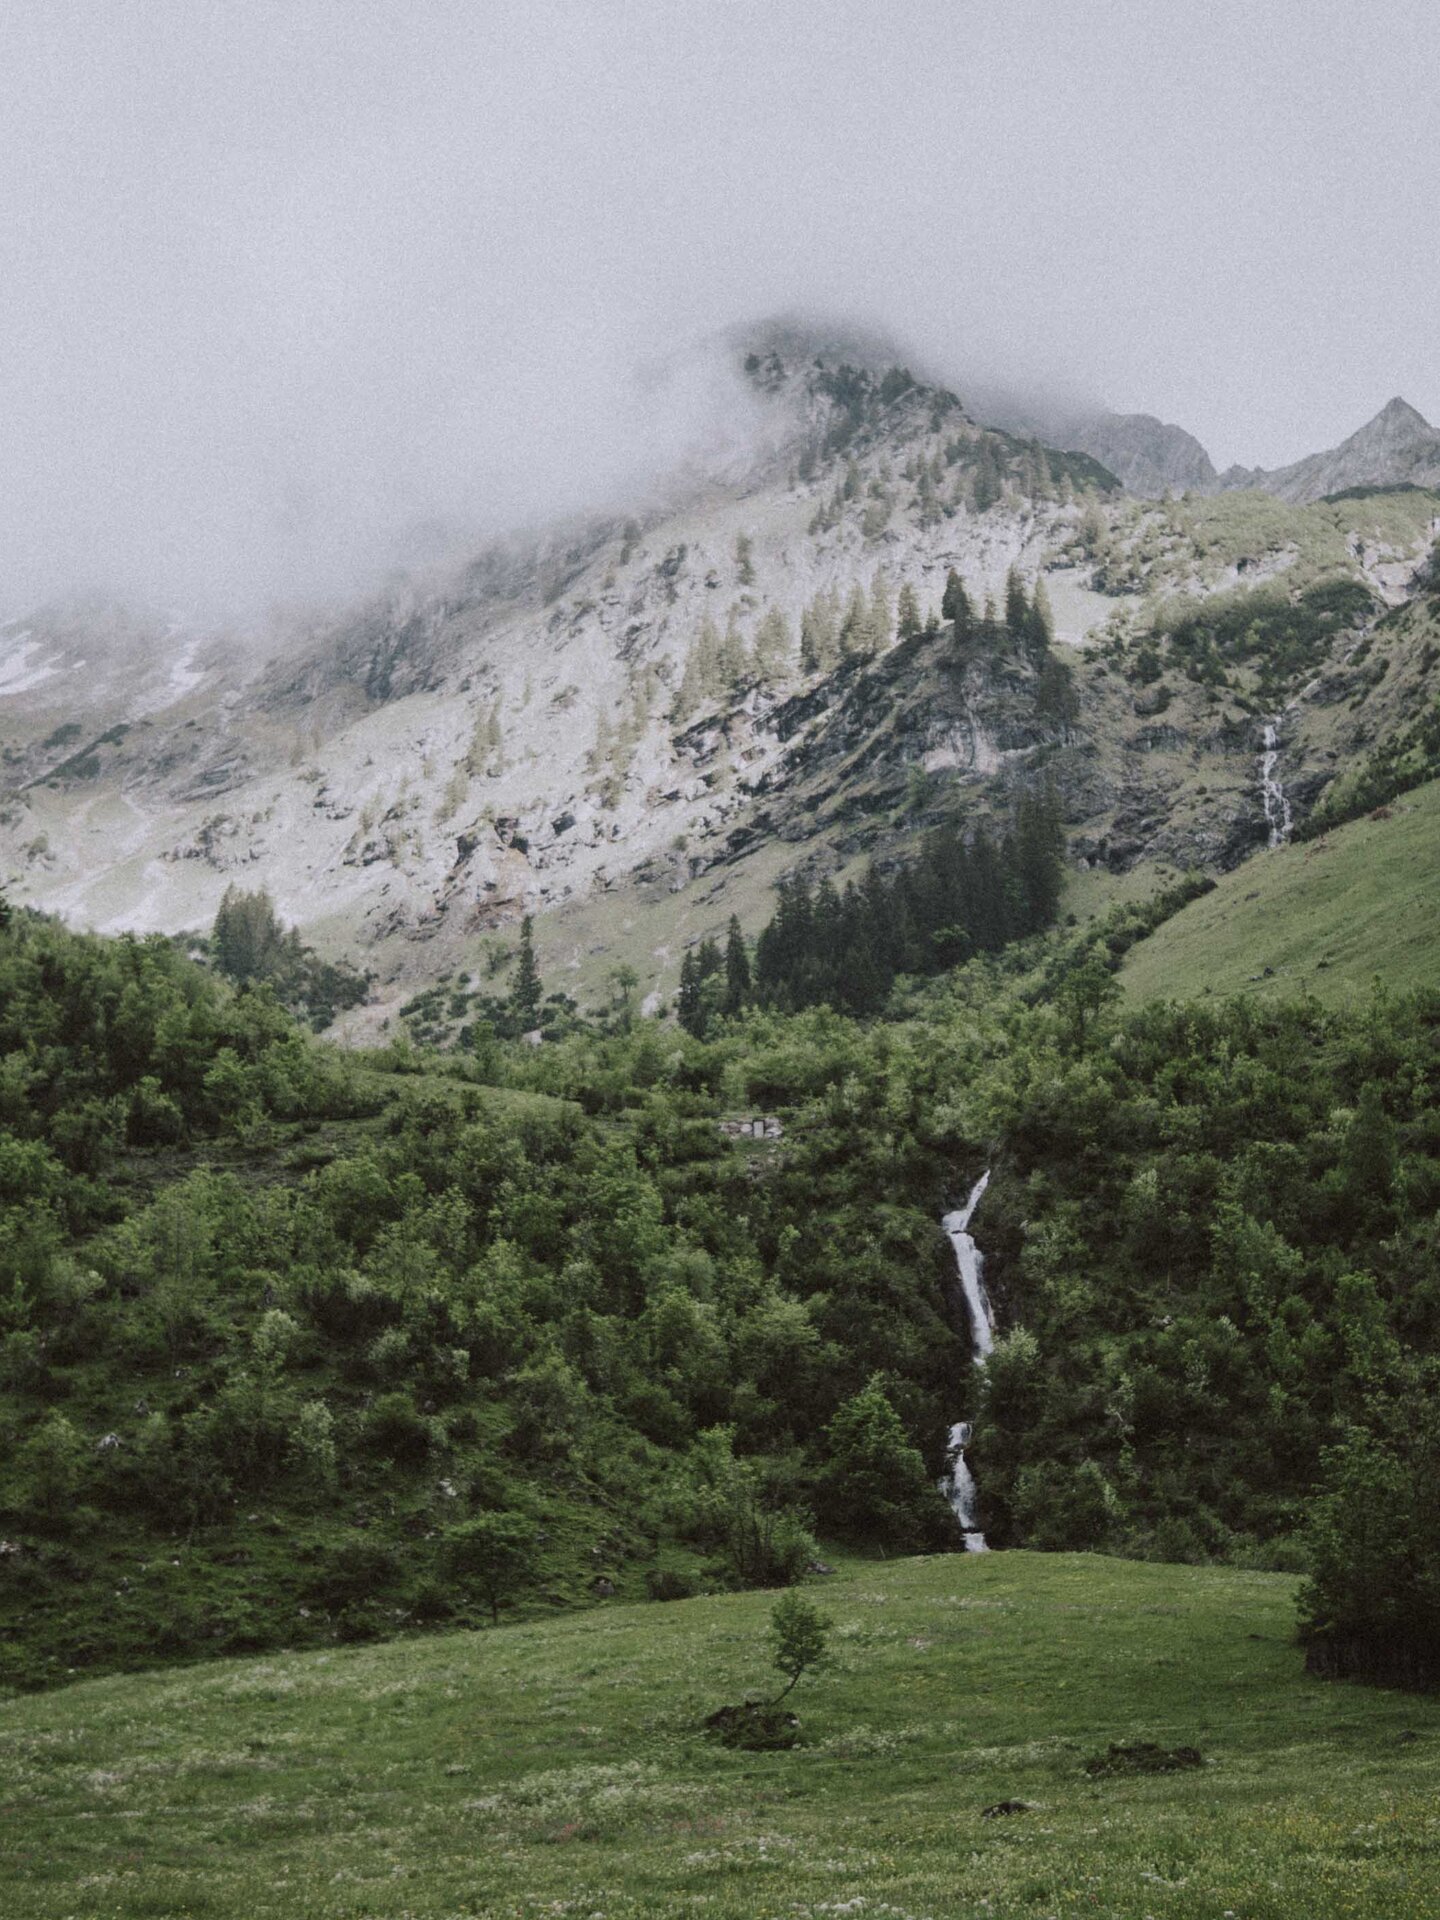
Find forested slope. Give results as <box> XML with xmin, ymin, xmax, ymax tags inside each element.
<box><xmin>2</xmin><ymin>871</ymin><xmax>1438</xmax><ymax>1694</ymax></box>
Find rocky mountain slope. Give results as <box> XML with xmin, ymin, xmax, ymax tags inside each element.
<box><xmin>981</xmin><ymin>389</ymin><xmax>1440</xmax><ymax>505</ymax></box>
<box><xmin>2</xmin><ymin>328</ymin><xmax>1438</xmax><ymax>1025</ymax></box>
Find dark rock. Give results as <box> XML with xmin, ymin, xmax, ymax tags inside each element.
<box><xmin>1082</xmin><ymin>1741</ymin><xmax>1204</xmax><ymax>1777</ymax></box>
<box><xmin>703</xmin><ymin>1701</ymin><xmax>800</xmax><ymax>1751</ymax></box>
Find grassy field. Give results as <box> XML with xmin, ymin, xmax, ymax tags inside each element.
<box><xmin>1119</xmin><ymin>777</ymin><xmax>1440</xmax><ymax>1008</ymax></box>
<box><xmin>3</xmin><ymin>1553</ymin><xmax>1438</xmax><ymax>1919</ymax></box>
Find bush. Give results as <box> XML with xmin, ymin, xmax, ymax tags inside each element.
<box><xmin>1299</xmin><ymin>1376</ymin><xmax>1440</xmax><ymax>1691</ymax></box>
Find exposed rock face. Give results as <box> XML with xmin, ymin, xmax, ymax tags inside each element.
<box><xmin>975</xmin><ymin>384</ymin><xmax>1440</xmax><ymax>506</ymax></box>
<box><xmin>1222</xmin><ymin>398</ymin><xmax>1440</xmax><ymax>504</ymax></box>
<box><xmin>1048</xmin><ymin>411</ymin><xmax>1218</xmax><ymax>499</ymax></box>
<box><xmin>2</xmin><ymin>319</ymin><xmax>1438</xmax><ymax>1021</ymax></box>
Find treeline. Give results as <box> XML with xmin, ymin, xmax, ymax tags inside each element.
<box><xmin>750</xmin><ymin>788</ymin><xmax>1065</xmax><ymax>1017</ymax></box>
<box><xmin>671</xmin><ymin>559</ymin><xmax>1077</xmax><ymax>739</ymax></box>
<box><xmin>211</xmin><ymin>884</ymin><xmax>369</xmax><ymax>1030</ymax></box>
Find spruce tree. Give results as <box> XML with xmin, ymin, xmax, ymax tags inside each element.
<box><xmin>676</xmin><ymin>951</ymin><xmax>700</xmax><ymax>1034</ymax></box>
<box><xmin>1004</xmin><ymin>566</ymin><xmax>1030</xmax><ymax>640</ymax></box>
<box><xmin>839</xmin><ymin>584</ymin><xmax>870</xmax><ymax>657</ymax></box>
<box><xmin>1026</xmin><ymin>578</ymin><xmax>1055</xmax><ymax>659</ymax></box>
<box><xmin>510</xmin><ymin>916</ymin><xmax>543</xmax><ymax>1032</ymax></box>
<box><xmin>896</xmin><ymin>581</ymin><xmax>922</xmax><ymax>640</ymax></box>
<box><xmin>717</xmin><ymin>611</ymin><xmax>750</xmax><ymax>690</ymax></box>
<box><xmin>722</xmin><ymin>916</ymin><xmax>752</xmax><ymax>1016</ymax></box>
<box><xmin>869</xmin><ymin>569</ymin><xmax>892</xmax><ymax>649</ymax></box>
<box><xmin>753</xmin><ymin>607</ymin><xmax>791</xmax><ymax>684</ymax></box>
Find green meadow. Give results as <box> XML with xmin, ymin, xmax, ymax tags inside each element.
<box><xmin>1119</xmin><ymin>777</ymin><xmax>1440</xmax><ymax>1008</ymax></box>
<box><xmin>3</xmin><ymin>1552</ymin><xmax>1437</xmax><ymax>1920</ymax></box>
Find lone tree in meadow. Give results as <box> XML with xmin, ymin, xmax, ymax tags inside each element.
<box><xmin>442</xmin><ymin>1511</ymin><xmax>540</xmax><ymax>1626</ymax></box>
<box><xmin>769</xmin><ymin>1591</ymin><xmax>832</xmax><ymax>1701</ymax></box>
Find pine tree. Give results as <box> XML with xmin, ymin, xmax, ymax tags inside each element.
<box><xmin>722</xmin><ymin>915</ymin><xmax>752</xmax><ymax>1016</ymax></box>
<box><xmin>972</xmin><ymin>440</ymin><xmax>1001</xmax><ymax>513</ymax></box>
<box><xmin>671</xmin><ymin>642</ymin><xmax>705</xmax><ymax>724</ymax></box>
<box><xmin>588</xmin><ymin>710</ymin><xmax>613</xmax><ymax>774</ymax></box>
<box><xmin>839</xmin><ymin>584</ymin><xmax>870</xmax><ymax>657</ymax></box>
<box><xmin>510</xmin><ymin>916</ymin><xmax>543</xmax><ymax>1032</ymax></box>
<box><xmin>735</xmin><ymin>532</ymin><xmax>755</xmax><ymax>586</ymax></box>
<box><xmin>896</xmin><ymin>581</ymin><xmax>922</xmax><ymax>640</ymax></box>
<box><xmin>1036</xmin><ymin>653</ymin><xmax>1080</xmax><ymax>736</ymax></box>
<box><xmin>1004</xmin><ymin>566</ymin><xmax>1030</xmax><ymax>639</ymax></box>
<box><xmin>869</xmin><ymin>569</ymin><xmax>891</xmax><ymax>649</ymax></box>
<box><xmin>753</xmin><ymin>607</ymin><xmax>791</xmax><ymax>684</ymax></box>
<box><xmin>717</xmin><ymin>611</ymin><xmax>749</xmax><ymax>690</ymax></box>
<box><xmin>800</xmin><ymin>589</ymin><xmax>840</xmax><ymax>673</ymax></box>
<box><xmin>1026</xmin><ymin>578</ymin><xmax>1055</xmax><ymax>659</ymax></box>
<box><xmin>676</xmin><ymin>951</ymin><xmax>703</xmax><ymax>1036</ymax></box>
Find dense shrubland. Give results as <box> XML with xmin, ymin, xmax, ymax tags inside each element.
<box><xmin>2</xmin><ymin>838</ymin><xmax>1437</xmax><ymax>1692</ymax></box>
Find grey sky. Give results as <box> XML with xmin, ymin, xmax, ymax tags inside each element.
<box><xmin>3</xmin><ymin>0</ymin><xmax>1437</xmax><ymax>606</ymax></box>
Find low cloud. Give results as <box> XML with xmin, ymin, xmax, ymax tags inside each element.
<box><xmin>2</xmin><ymin>1</ymin><xmax>1436</xmax><ymax>614</ymax></box>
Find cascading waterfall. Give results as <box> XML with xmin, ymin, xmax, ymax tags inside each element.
<box><xmin>940</xmin><ymin>1171</ymin><xmax>994</xmax><ymax>1552</ymax></box>
<box><xmin>1260</xmin><ymin>719</ymin><xmax>1293</xmax><ymax>848</ymax></box>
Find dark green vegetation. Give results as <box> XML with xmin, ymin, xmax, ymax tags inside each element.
<box><xmin>712</xmin><ymin>785</ymin><xmax>1064</xmax><ymax>1020</ymax></box>
<box><xmin>4</xmin><ymin>808</ymin><xmax>1440</xmax><ymax>1697</ymax></box>
<box><xmin>4</xmin><ymin>1554</ymin><xmax>1439</xmax><ymax>1919</ymax></box>
<box><xmin>210</xmin><ymin>883</ymin><xmax>369</xmax><ymax>1030</ymax></box>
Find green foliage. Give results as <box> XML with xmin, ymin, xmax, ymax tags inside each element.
<box><xmin>768</xmin><ymin>1589</ymin><xmax>831</xmax><ymax>1699</ymax></box>
<box><xmin>442</xmin><ymin>1511</ymin><xmax>541</xmax><ymax>1624</ymax></box>
<box><xmin>510</xmin><ymin>916</ymin><xmax>543</xmax><ymax>1031</ymax></box>
<box><xmin>211</xmin><ymin>885</ymin><xmax>368</xmax><ymax>1029</ymax></box>
<box><xmin>752</xmin><ymin>786</ymin><xmax>1065</xmax><ymax>1013</ymax></box>
<box><xmin>1299</xmin><ymin>1363</ymin><xmax>1440</xmax><ymax>1690</ymax></box>
<box><xmin>820</xmin><ymin>1377</ymin><xmax>948</xmax><ymax>1549</ymax></box>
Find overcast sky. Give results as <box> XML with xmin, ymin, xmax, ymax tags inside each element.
<box><xmin>2</xmin><ymin>0</ymin><xmax>1437</xmax><ymax>607</ymax></box>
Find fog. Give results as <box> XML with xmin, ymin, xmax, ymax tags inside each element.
<box><xmin>3</xmin><ymin>0</ymin><xmax>1437</xmax><ymax>611</ymax></box>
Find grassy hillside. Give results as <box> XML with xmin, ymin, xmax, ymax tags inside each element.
<box><xmin>3</xmin><ymin>1552</ymin><xmax>1438</xmax><ymax>1919</ymax></box>
<box><xmin>1119</xmin><ymin>777</ymin><xmax>1440</xmax><ymax>1007</ymax></box>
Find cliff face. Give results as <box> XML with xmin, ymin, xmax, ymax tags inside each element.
<box><xmin>1049</xmin><ymin>412</ymin><xmax>1218</xmax><ymax>499</ymax></box>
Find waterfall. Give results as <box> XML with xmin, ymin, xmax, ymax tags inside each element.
<box><xmin>940</xmin><ymin>1171</ymin><xmax>994</xmax><ymax>1552</ymax></box>
<box><xmin>1260</xmin><ymin>719</ymin><xmax>1293</xmax><ymax>848</ymax></box>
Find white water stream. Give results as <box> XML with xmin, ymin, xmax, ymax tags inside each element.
<box><xmin>939</xmin><ymin>1171</ymin><xmax>995</xmax><ymax>1552</ymax></box>
<box><xmin>1260</xmin><ymin>719</ymin><xmax>1293</xmax><ymax>848</ymax></box>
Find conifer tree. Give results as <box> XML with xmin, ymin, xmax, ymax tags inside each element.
<box><xmin>588</xmin><ymin>710</ymin><xmax>613</xmax><ymax>774</ymax></box>
<box><xmin>717</xmin><ymin>611</ymin><xmax>750</xmax><ymax>690</ymax></box>
<box><xmin>869</xmin><ymin>569</ymin><xmax>892</xmax><ymax>648</ymax></box>
<box><xmin>896</xmin><ymin>581</ymin><xmax>922</xmax><ymax>640</ymax></box>
<box><xmin>800</xmin><ymin>589</ymin><xmax>840</xmax><ymax>673</ymax></box>
<box><xmin>839</xmin><ymin>584</ymin><xmax>870</xmax><ymax>657</ymax></box>
<box><xmin>510</xmin><ymin>916</ymin><xmax>543</xmax><ymax>1032</ymax></box>
<box><xmin>722</xmin><ymin>915</ymin><xmax>752</xmax><ymax>1016</ymax></box>
<box><xmin>753</xmin><ymin>607</ymin><xmax>791</xmax><ymax>684</ymax></box>
<box><xmin>1004</xmin><ymin>566</ymin><xmax>1030</xmax><ymax>639</ymax></box>
<box><xmin>695</xmin><ymin>614</ymin><xmax>724</xmax><ymax>696</ymax></box>
<box><xmin>1027</xmin><ymin>578</ymin><xmax>1055</xmax><ymax>658</ymax></box>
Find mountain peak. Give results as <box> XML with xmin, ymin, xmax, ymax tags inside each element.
<box><xmin>1375</xmin><ymin>395</ymin><xmax>1430</xmax><ymax>428</ymax></box>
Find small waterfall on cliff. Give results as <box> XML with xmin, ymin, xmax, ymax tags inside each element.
<box><xmin>940</xmin><ymin>1171</ymin><xmax>994</xmax><ymax>1552</ymax></box>
<box><xmin>1261</xmin><ymin>719</ymin><xmax>1293</xmax><ymax>848</ymax></box>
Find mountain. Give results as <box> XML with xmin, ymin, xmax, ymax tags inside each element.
<box><xmin>1218</xmin><ymin>396</ymin><xmax>1440</xmax><ymax>503</ymax></box>
<box><xmin>2</xmin><ymin>324</ymin><xmax>1438</xmax><ymax>1034</ymax></box>
<box><xmin>970</xmin><ymin>385</ymin><xmax>1440</xmax><ymax>506</ymax></box>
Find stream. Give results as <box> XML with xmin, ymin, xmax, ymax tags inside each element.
<box><xmin>939</xmin><ymin>1171</ymin><xmax>994</xmax><ymax>1552</ymax></box>
<box><xmin>1261</xmin><ymin>718</ymin><xmax>1293</xmax><ymax>848</ymax></box>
